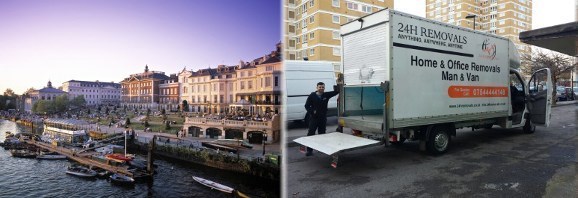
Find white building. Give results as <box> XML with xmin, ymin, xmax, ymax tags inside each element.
<box><xmin>62</xmin><ymin>80</ymin><xmax>121</xmax><ymax>106</ymax></box>
<box><xmin>24</xmin><ymin>81</ymin><xmax>68</xmax><ymax>113</ymax></box>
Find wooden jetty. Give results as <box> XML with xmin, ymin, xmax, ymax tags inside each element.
<box><xmin>23</xmin><ymin>139</ymin><xmax>152</xmax><ymax>179</ymax></box>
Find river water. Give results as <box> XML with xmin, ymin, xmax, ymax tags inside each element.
<box><xmin>0</xmin><ymin>119</ymin><xmax>279</xmax><ymax>198</ymax></box>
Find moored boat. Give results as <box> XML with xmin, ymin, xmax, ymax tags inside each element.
<box><xmin>105</xmin><ymin>153</ymin><xmax>134</xmax><ymax>162</ymax></box>
<box><xmin>66</xmin><ymin>166</ymin><xmax>97</xmax><ymax>178</ymax></box>
<box><xmin>192</xmin><ymin>176</ymin><xmax>234</xmax><ymax>194</ymax></box>
<box><xmin>10</xmin><ymin>149</ymin><xmax>37</xmax><ymax>158</ymax></box>
<box><xmin>110</xmin><ymin>173</ymin><xmax>135</xmax><ymax>185</ymax></box>
<box><xmin>36</xmin><ymin>152</ymin><xmax>67</xmax><ymax>160</ymax></box>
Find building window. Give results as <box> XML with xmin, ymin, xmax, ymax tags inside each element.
<box><xmin>265</xmin><ymin>77</ymin><xmax>272</xmax><ymax>87</ymax></box>
<box><xmin>241</xmin><ymin>81</ymin><xmax>245</xmax><ymax>90</ymax></box>
<box><xmin>266</xmin><ymin>66</ymin><xmax>273</xmax><ymax>71</ymax></box>
<box><xmin>274</xmin><ymin>76</ymin><xmax>279</xmax><ymax>87</ymax></box>
<box><xmin>362</xmin><ymin>5</ymin><xmax>372</xmax><ymax>13</ymax></box>
<box><xmin>310</xmin><ymin>48</ymin><xmax>315</xmax><ymax>55</ymax></box>
<box><xmin>309</xmin><ymin>15</ymin><xmax>315</xmax><ymax>24</ymax></box>
<box><xmin>248</xmin><ymin>81</ymin><xmax>253</xmax><ymax>89</ymax></box>
<box><xmin>333</xmin><ymin>47</ymin><xmax>341</xmax><ymax>56</ymax></box>
<box><xmin>333</xmin><ymin>31</ymin><xmax>340</xmax><ymax>39</ymax></box>
<box><xmin>309</xmin><ymin>32</ymin><xmax>315</xmax><ymax>40</ymax></box>
<box><xmin>309</xmin><ymin>0</ymin><xmax>314</xmax><ymax>7</ymax></box>
<box><xmin>332</xmin><ymin>15</ymin><xmax>340</xmax><ymax>24</ymax></box>
<box><xmin>346</xmin><ymin>1</ymin><xmax>358</xmax><ymax>10</ymax></box>
<box><xmin>332</xmin><ymin>0</ymin><xmax>339</xmax><ymax>7</ymax></box>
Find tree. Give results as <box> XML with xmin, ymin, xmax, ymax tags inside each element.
<box><xmin>33</xmin><ymin>100</ymin><xmax>54</xmax><ymax>114</ymax></box>
<box><xmin>522</xmin><ymin>49</ymin><xmax>577</xmax><ymax>104</ymax></box>
<box><xmin>125</xmin><ymin>117</ymin><xmax>131</xmax><ymax>126</ymax></box>
<box><xmin>3</xmin><ymin>88</ymin><xmax>15</xmax><ymax>97</ymax></box>
<box><xmin>53</xmin><ymin>95</ymin><xmax>69</xmax><ymax>112</ymax></box>
<box><xmin>70</xmin><ymin>95</ymin><xmax>86</xmax><ymax>108</ymax></box>
<box><xmin>144</xmin><ymin>120</ymin><xmax>150</xmax><ymax>128</ymax></box>
<box><xmin>182</xmin><ymin>100</ymin><xmax>189</xmax><ymax>112</ymax></box>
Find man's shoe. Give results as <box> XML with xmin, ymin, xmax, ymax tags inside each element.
<box><xmin>306</xmin><ymin>152</ymin><xmax>313</xmax><ymax>156</ymax></box>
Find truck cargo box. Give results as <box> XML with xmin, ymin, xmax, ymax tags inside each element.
<box><xmin>340</xmin><ymin>9</ymin><xmax>515</xmax><ymax>131</ymax></box>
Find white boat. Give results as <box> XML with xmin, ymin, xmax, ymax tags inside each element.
<box><xmin>66</xmin><ymin>166</ymin><xmax>97</xmax><ymax>178</ymax></box>
<box><xmin>110</xmin><ymin>173</ymin><xmax>135</xmax><ymax>185</ymax></box>
<box><xmin>192</xmin><ymin>176</ymin><xmax>234</xmax><ymax>193</ymax></box>
<box><xmin>36</xmin><ymin>153</ymin><xmax>67</xmax><ymax>160</ymax></box>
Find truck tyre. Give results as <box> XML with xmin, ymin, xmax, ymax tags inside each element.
<box><xmin>426</xmin><ymin>126</ymin><xmax>451</xmax><ymax>155</ymax></box>
<box><xmin>523</xmin><ymin>119</ymin><xmax>535</xmax><ymax>134</ymax></box>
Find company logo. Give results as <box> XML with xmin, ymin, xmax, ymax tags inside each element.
<box><xmin>359</xmin><ymin>65</ymin><xmax>374</xmax><ymax>83</ymax></box>
<box><xmin>480</xmin><ymin>39</ymin><xmax>497</xmax><ymax>60</ymax></box>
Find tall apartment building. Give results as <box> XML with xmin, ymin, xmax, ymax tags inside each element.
<box><xmin>426</xmin><ymin>0</ymin><xmax>532</xmax><ymax>57</ymax></box>
<box><xmin>62</xmin><ymin>80</ymin><xmax>121</xmax><ymax>106</ymax></box>
<box><xmin>284</xmin><ymin>0</ymin><xmax>394</xmax><ymax>71</ymax></box>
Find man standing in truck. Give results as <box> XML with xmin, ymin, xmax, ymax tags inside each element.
<box><xmin>303</xmin><ymin>82</ymin><xmax>339</xmax><ymax>156</ymax></box>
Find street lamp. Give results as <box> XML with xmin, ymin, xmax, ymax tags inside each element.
<box><xmin>465</xmin><ymin>14</ymin><xmax>477</xmax><ymax>30</ymax></box>
<box><xmin>262</xmin><ymin>132</ymin><xmax>268</xmax><ymax>156</ymax></box>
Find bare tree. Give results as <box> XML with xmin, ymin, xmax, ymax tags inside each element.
<box><xmin>3</xmin><ymin>88</ymin><xmax>15</xmax><ymax>97</ymax></box>
<box><xmin>521</xmin><ymin>49</ymin><xmax>577</xmax><ymax>104</ymax></box>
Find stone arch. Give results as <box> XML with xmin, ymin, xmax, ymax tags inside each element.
<box><xmin>188</xmin><ymin>126</ymin><xmax>202</xmax><ymax>137</ymax></box>
<box><xmin>205</xmin><ymin>128</ymin><xmax>222</xmax><ymax>139</ymax></box>
<box><xmin>247</xmin><ymin>131</ymin><xmax>265</xmax><ymax>144</ymax></box>
<box><xmin>225</xmin><ymin>129</ymin><xmax>244</xmax><ymax>140</ymax></box>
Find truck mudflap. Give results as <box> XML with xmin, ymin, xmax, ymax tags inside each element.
<box><xmin>293</xmin><ymin>132</ymin><xmax>381</xmax><ymax>156</ymax></box>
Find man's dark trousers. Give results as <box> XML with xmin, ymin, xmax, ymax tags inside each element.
<box><xmin>307</xmin><ymin>115</ymin><xmax>327</xmax><ymax>153</ymax></box>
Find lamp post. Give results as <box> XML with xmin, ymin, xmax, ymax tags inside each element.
<box><xmin>466</xmin><ymin>14</ymin><xmax>477</xmax><ymax>30</ymax></box>
<box><xmin>262</xmin><ymin>132</ymin><xmax>268</xmax><ymax>156</ymax></box>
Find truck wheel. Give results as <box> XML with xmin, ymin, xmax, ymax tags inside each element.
<box><xmin>523</xmin><ymin>119</ymin><xmax>535</xmax><ymax>134</ymax></box>
<box><xmin>426</xmin><ymin>126</ymin><xmax>451</xmax><ymax>155</ymax></box>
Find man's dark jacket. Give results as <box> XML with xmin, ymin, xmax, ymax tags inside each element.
<box><xmin>304</xmin><ymin>91</ymin><xmax>339</xmax><ymax>118</ymax></box>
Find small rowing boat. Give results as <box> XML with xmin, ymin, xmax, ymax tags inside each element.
<box><xmin>37</xmin><ymin>152</ymin><xmax>67</xmax><ymax>160</ymax></box>
<box><xmin>66</xmin><ymin>166</ymin><xmax>97</xmax><ymax>178</ymax></box>
<box><xmin>110</xmin><ymin>173</ymin><xmax>135</xmax><ymax>185</ymax></box>
<box><xmin>192</xmin><ymin>176</ymin><xmax>234</xmax><ymax>194</ymax></box>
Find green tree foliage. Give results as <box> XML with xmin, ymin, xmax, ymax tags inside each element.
<box><xmin>182</xmin><ymin>100</ymin><xmax>189</xmax><ymax>112</ymax></box>
<box><xmin>70</xmin><ymin>95</ymin><xmax>87</xmax><ymax>108</ymax></box>
<box><xmin>144</xmin><ymin>120</ymin><xmax>150</xmax><ymax>128</ymax></box>
<box><xmin>53</xmin><ymin>95</ymin><xmax>69</xmax><ymax>112</ymax></box>
<box><xmin>33</xmin><ymin>100</ymin><xmax>55</xmax><ymax>114</ymax></box>
<box><xmin>165</xmin><ymin>121</ymin><xmax>171</xmax><ymax>130</ymax></box>
<box><xmin>125</xmin><ymin>117</ymin><xmax>131</xmax><ymax>125</ymax></box>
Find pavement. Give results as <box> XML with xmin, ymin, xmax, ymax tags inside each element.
<box><xmin>286</xmin><ymin>100</ymin><xmax>577</xmax><ymax>197</ymax></box>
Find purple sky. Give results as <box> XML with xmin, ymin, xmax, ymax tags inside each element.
<box><xmin>0</xmin><ymin>0</ymin><xmax>281</xmax><ymax>94</ymax></box>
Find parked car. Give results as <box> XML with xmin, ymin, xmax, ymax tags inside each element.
<box><xmin>564</xmin><ymin>87</ymin><xmax>577</xmax><ymax>100</ymax></box>
<box><xmin>556</xmin><ymin>86</ymin><xmax>568</xmax><ymax>101</ymax></box>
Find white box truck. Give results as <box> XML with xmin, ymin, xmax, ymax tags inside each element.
<box><xmin>284</xmin><ymin>61</ymin><xmax>338</xmax><ymax>123</ymax></box>
<box><xmin>294</xmin><ymin>9</ymin><xmax>553</xmax><ymax>167</ymax></box>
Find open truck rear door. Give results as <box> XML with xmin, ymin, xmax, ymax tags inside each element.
<box><xmin>527</xmin><ymin>68</ymin><xmax>552</xmax><ymax>127</ymax></box>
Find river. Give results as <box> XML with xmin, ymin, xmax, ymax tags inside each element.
<box><xmin>0</xmin><ymin>119</ymin><xmax>279</xmax><ymax>198</ymax></box>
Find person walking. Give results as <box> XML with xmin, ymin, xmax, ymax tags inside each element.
<box><xmin>303</xmin><ymin>82</ymin><xmax>339</xmax><ymax>156</ymax></box>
